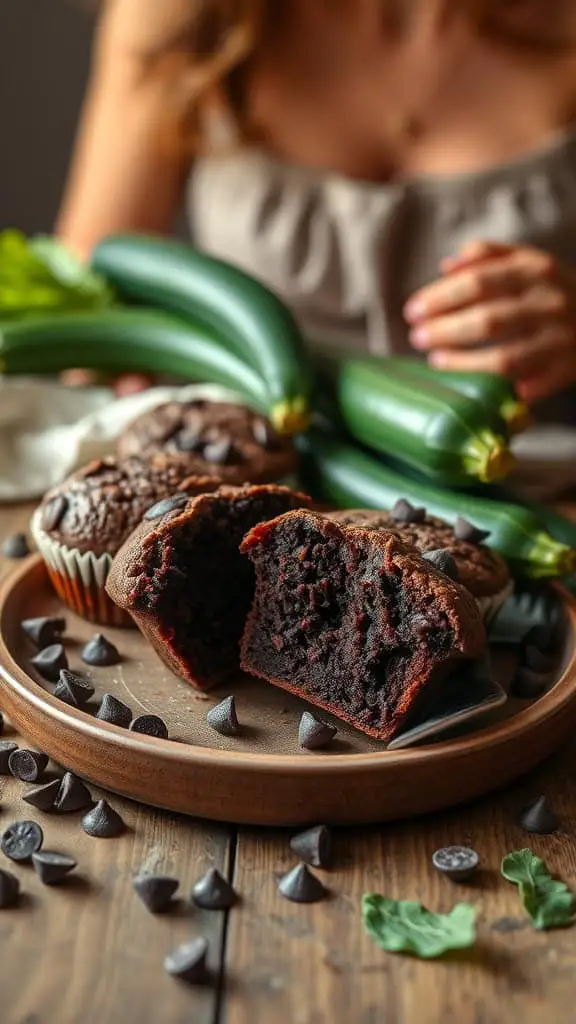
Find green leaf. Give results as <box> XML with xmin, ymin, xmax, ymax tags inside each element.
<box><xmin>501</xmin><ymin>849</ymin><xmax>575</xmax><ymax>930</ymax></box>
<box><xmin>362</xmin><ymin>894</ymin><xmax>477</xmax><ymax>959</ymax></box>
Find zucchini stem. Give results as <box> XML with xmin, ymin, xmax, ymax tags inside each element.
<box><xmin>525</xmin><ymin>534</ymin><xmax>576</xmax><ymax>580</ymax></box>
<box><xmin>462</xmin><ymin>431</ymin><xmax>515</xmax><ymax>484</ymax></box>
<box><xmin>502</xmin><ymin>398</ymin><xmax>532</xmax><ymax>436</ymax></box>
<box><xmin>271</xmin><ymin>397</ymin><xmax>310</xmax><ymax>436</ymax></box>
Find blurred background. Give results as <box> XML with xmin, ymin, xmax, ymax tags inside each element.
<box><xmin>0</xmin><ymin>0</ymin><xmax>93</xmax><ymax>233</ymax></box>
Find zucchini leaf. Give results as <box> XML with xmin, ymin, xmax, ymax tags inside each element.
<box><xmin>501</xmin><ymin>849</ymin><xmax>575</xmax><ymax>930</ymax></box>
<box><xmin>362</xmin><ymin>894</ymin><xmax>477</xmax><ymax>958</ymax></box>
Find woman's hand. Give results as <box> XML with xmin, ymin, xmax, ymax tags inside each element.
<box><xmin>403</xmin><ymin>241</ymin><xmax>576</xmax><ymax>404</ymax></box>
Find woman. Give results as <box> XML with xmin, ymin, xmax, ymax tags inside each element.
<box><xmin>58</xmin><ymin>0</ymin><xmax>576</xmax><ymax>414</ymax></box>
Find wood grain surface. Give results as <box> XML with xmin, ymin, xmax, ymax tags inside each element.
<box><xmin>2</xmin><ymin>503</ymin><xmax>576</xmax><ymax>1024</ymax></box>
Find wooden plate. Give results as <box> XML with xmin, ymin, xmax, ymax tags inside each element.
<box><xmin>0</xmin><ymin>556</ymin><xmax>575</xmax><ymax>827</ymax></box>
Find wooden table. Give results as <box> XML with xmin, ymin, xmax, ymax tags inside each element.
<box><xmin>1</xmin><ymin>504</ymin><xmax>575</xmax><ymax>1024</ymax></box>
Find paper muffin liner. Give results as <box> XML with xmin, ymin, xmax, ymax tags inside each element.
<box><xmin>30</xmin><ymin>508</ymin><xmax>133</xmax><ymax>628</ymax></box>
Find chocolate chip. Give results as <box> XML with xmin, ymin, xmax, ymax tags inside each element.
<box><xmin>95</xmin><ymin>694</ymin><xmax>132</xmax><ymax>728</ymax></box>
<box><xmin>133</xmin><ymin>874</ymin><xmax>179</xmax><ymax>913</ymax></box>
<box><xmin>41</xmin><ymin>495</ymin><xmax>68</xmax><ymax>532</ymax></box>
<box><xmin>523</xmin><ymin>624</ymin><xmax>555</xmax><ymax>654</ymax></box>
<box><xmin>252</xmin><ymin>419</ymin><xmax>279</xmax><ymax>450</ymax></box>
<box><xmin>143</xmin><ymin>494</ymin><xmax>189</xmax><ymax>521</ymax></box>
<box><xmin>290</xmin><ymin>825</ymin><xmax>332</xmax><ymax>868</ymax></box>
<box><xmin>390</xmin><ymin>499</ymin><xmax>426</xmax><ymax>524</ymax></box>
<box><xmin>21</xmin><ymin>616</ymin><xmax>66</xmax><ymax>648</ymax></box>
<box><xmin>432</xmin><ymin>846</ymin><xmax>479</xmax><ymax>882</ymax></box>
<box><xmin>0</xmin><ymin>742</ymin><xmax>18</xmax><ymax>774</ymax></box>
<box><xmin>81</xmin><ymin>633</ymin><xmax>121</xmax><ymax>667</ymax></box>
<box><xmin>298</xmin><ymin>711</ymin><xmax>337</xmax><ymax>751</ymax></box>
<box><xmin>9</xmin><ymin>749</ymin><xmax>48</xmax><ymax>783</ymax></box>
<box><xmin>202</xmin><ymin>439</ymin><xmax>240</xmax><ymax>465</ymax></box>
<box><xmin>278</xmin><ymin>863</ymin><xmax>327</xmax><ymax>903</ymax></box>
<box><xmin>54</xmin><ymin>772</ymin><xmax>93</xmax><ymax>813</ymax></box>
<box><xmin>1</xmin><ymin>533</ymin><xmax>30</xmax><ymax>558</ymax></box>
<box><xmin>1</xmin><ymin>820</ymin><xmax>43</xmax><ymax>862</ymax></box>
<box><xmin>191</xmin><ymin>868</ymin><xmax>237</xmax><ymax>910</ymax></box>
<box><xmin>207</xmin><ymin>696</ymin><xmax>240</xmax><ymax>737</ymax></box>
<box><xmin>32</xmin><ymin>850</ymin><xmax>76</xmax><ymax>885</ymax></box>
<box><xmin>31</xmin><ymin>643</ymin><xmax>68</xmax><ymax>682</ymax></box>
<box><xmin>23</xmin><ymin>779</ymin><xmax>61</xmax><ymax>812</ymax></box>
<box><xmin>164</xmin><ymin>937</ymin><xmax>208</xmax><ymax>984</ymax></box>
<box><xmin>519</xmin><ymin>795</ymin><xmax>559</xmax><ymax>835</ymax></box>
<box><xmin>511</xmin><ymin>667</ymin><xmax>550</xmax><ymax>699</ymax></box>
<box><xmin>0</xmin><ymin>869</ymin><xmax>20</xmax><ymax>908</ymax></box>
<box><xmin>522</xmin><ymin>644</ymin><xmax>556</xmax><ymax>674</ymax></box>
<box><xmin>176</xmin><ymin>428</ymin><xmax>204</xmax><ymax>453</ymax></box>
<box><xmin>82</xmin><ymin>799</ymin><xmax>125</xmax><ymax>838</ymax></box>
<box><xmin>453</xmin><ymin>517</ymin><xmax>491</xmax><ymax>545</ymax></box>
<box><xmin>53</xmin><ymin>670</ymin><xmax>95</xmax><ymax>708</ymax></box>
<box><xmin>422</xmin><ymin>549</ymin><xmax>459</xmax><ymax>581</ymax></box>
<box><xmin>129</xmin><ymin>715</ymin><xmax>169</xmax><ymax>739</ymax></box>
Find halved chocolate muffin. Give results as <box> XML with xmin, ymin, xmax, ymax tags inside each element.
<box><xmin>240</xmin><ymin>510</ymin><xmax>486</xmax><ymax>742</ymax></box>
<box><xmin>116</xmin><ymin>400</ymin><xmax>297</xmax><ymax>484</ymax></box>
<box><xmin>105</xmin><ymin>484</ymin><xmax>310</xmax><ymax>689</ymax></box>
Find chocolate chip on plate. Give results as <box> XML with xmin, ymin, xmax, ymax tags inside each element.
<box><xmin>144</xmin><ymin>494</ymin><xmax>189</xmax><ymax>522</ymax></box>
<box><xmin>202</xmin><ymin>439</ymin><xmax>240</xmax><ymax>465</ymax></box>
<box><xmin>41</xmin><ymin>495</ymin><xmax>68</xmax><ymax>532</ymax></box>
<box><xmin>390</xmin><ymin>499</ymin><xmax>426</xmax><ymax>525</ymax></box>
<box><xmin>9</xmin><ymin>749</ymin><xmax>49</xmax><ymax>783</ymax></box>
<box><xmin>129</xmin><ymin>714</ymin><xmax>169</xmax><ymax>739</ymax></box>
<box><xmin>95</xmin><ymin>694</ymin><xmax>132</xmax><ymax>728</ymax></box>
<box><xmin>0</xmin><ymin>869</ymin><xmax>20</xmax><ymax>908</ymax></box>
<box><xmin>164</xmin><ymin>937</ymin><xmax>209</xmax><ymax>984</ymax></box>
<box><xmin>511</xmin><ymin>667</ymin><xmax>550</xmax><ymax>700</ymax></box>
<box><xmin>278</xmin><ymin>863</ymin><xmax>327</xmax><ymax>903</ymax></box>
<box><xmin>0</xmin><ymin>742</ymin><xmax>18</xmax><ymax>774</ymax></box>
<box><xmin>432</xmin><ymin>846</ymin><xmax>480</xmax><ymax>882</ymax></box>
<box><xmin>21</xmin><ymin>616</ymin><xmax>66</xmax><ymax>648</ymax></box>
<box><xmin>453</xmin><ymin>517</ymin><xmax>491</xmax><ymax>545</ymax></box>
<box><xmin>23</xmin><ymin>779</ymin><xmax>61</xmax><ymax>813</ymax></box>
<box><xmin>32</xmin><ymin>850</ymin><xmax>77</xmax><ymax>885</ymax></box>
<box><xmin>133</xmin><ymin>874</ymin><xmax>179</xmax><ymax>913</ymax></box>
<box><xmin>422</xmin><ymin>549</ymin><xmax>459</xmax><ymax>581</ymax></box>
<box><xmin>519</xmin><ymin>795</ymin><xmax>559</xmax><ymax>835</ymax></box>
<box><xmin>81</xmin><ymin>633</ymin><xmax>121</xmax><ymax>668</ymax></box>
<box><xmin>522</xmin><ymin>644</ymin><xmax>556</xmax><ymax>674</ymax></box>
<box><xmin>206</xmin><ymin>696</ymin><xmax>240</xmax><ymax>737</ymax></box>
<box><xmin>290</xmin><ymin>825</ymin><xmax>332</xmax><ymax>869</ymax></box>
<box><xmin>191</xmin><ymin>868</ymin><xmax>237</xmax><ymax>910</ymax></box>
<box><xmin>1</xmin><ymin>533</ymin><xmax>30</xmax><ymax>559</ymax></box>
<box><xmin>53</xmin><ymin>670</ymin><xmax>95</xmax><ymax>708</ymax></box>
<box><xmin>31</xmin><ymin>643</ymin><xmax>68</xmax><ymax>682</ymax></box>
<box><xmin>298</xmin><ymin>711</ymin><xmax>337</xmax><ymax>751</ymax></box>
<box><xmin>1</xmin><ymin>820</ymin><xmax>44</xmax><ymax>862</ymax></box>
<box><xmin>523</xmin><ymin>624</ymin><xmax>555</xmax><ymax>654</ymax></box>
<box><xmin>54</xmin><ymin>772</ymin><xmax>93</xmax><ymax>813</ymax></box>
<box><xmin>82</xmin><ymin>800</ymin><xmax>125</xmax><ymax>838</ymax></box>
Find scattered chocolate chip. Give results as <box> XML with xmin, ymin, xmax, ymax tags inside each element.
<box><xmin>252</xmin><ymin>419</ymin><xmax>279</xmax><ymax>450</ymax></box>
<box><xmin>519</xmin><ymin>795</ymin><xmax>559</xmax><ymax>835</ymax></box>
<box><xmin>31</xmin><ymin>643</ymin><xmax>68</xmax><ymax>682</ymax></box>
<box><xmin>23</xmin><ymin>779</ymin><xmax>61</xmax><ymax>812</ymax></box>
<box><xmin>133</xmin><ymin>874</ymin><xmax>179</xmax><ymax>913</ymax></box>
<box><xmin>129</xmin><ymin>715</ymin><xmax>169</xmax><ymax>739</ymax></box>
<box><xmin>164</xmin><ymin>937</ymin><xmax>208</xmax><ymax>984</ymax></box>
<box><xmin>32</xmin><ymin>850</ymin><xmax>76</xmax><ymax>885</ymax></box>
<box><xmin>1</xmin><ymin>820</ymin><xmax>44</xmax><ymax>862</ymax></box>
<box><xmin>0</xmin><ymin>869</ymin><xmax>20</xmax><ymax>908</ymax></box>
<box><xmin>21</xmin><ymin>616</ymin><xmax>66</xmax><ymax>648</ymax></box>
<box><xmin>54</xmin><ymin>772</ymin><xmax>93</xmax><ymax>813</ymax></box>
<box><xmin>176</xmin><ymin>428</ymin><xmax>204</xmax><ymax>453</ymax></box>
<box><xmin>522</xmin><ymin>644</ymin><xmax>556</xmax><ymax>674</ymax></box>
<box><xmin>82</xmin><ymin>800</ymin><xmax>125</xmax><ymax>838</ymax></box>
<box><xmin>298</xmin><ymin>711</ymin><xmax>337</xmax><ymax>751</ymax></box>
<box><xmin>203</xmin><ymin>439</ymin><xmax>240</xmax><ymax>465</ymax></box>
<box><xmin>0</xmin><ymin>742</ymin><xmax>18</xmax><ymax>774</ymax></box>
<box><xmin>41</xmin><ymin>495</ymin><xmax>68</xmax><ymax>532</ymax></box>
<box><xmin>206</xmin><ymin>696</ymin><xmax>240</xmax><ymax>737</ymax></box>
<box><xmin>290</xmin><ymin>825</ymin><xmax>332</xmax><ymax>868</ymax></box>
<box><xmin>390</xmin><ymin>499</ymin><xmax>426</xmax><ymax>524</ymax></box>
<box><xmin>453</xmin><ymin>517</ymin><xmax>491</xmax><ymax>545</ymax></box>
<box><xmin>278</xmin><ymin>863</ymin><xmax>327</xmax><ymax>903</ymax></box>
<box><xmin>422</xmin><ymin>549</ymin><xmax>459</xmax><ymax>580</ymax></box>
<box><xmin>511</xmin><ymin>667</ymin><xmax>550</xmax><ymax>700</ymax></box>
<box><xmin>191</xmin><ymin>868</ymin><xmax>237</xmax><ymax>910</ymax></box>
<box><xmin>523</xmin><ymin>624</ymin><xmax>555</xmax><ymax>654</ymax></box>
<box><xmin>144</xmin><ymin>494</ymin><xmax>189</xmax><ymax>522</ymax></box>
<box><xmin>9</xmin><ymin>749</ymin><xmax>48</xmax><ymax>783</ymax></box>
<box><xmin>81</xmin><ymin>633</ymin><xmax>121</xmax><ymax>668</ymax></box>
<box><xmin>53</xmin><ymin>669</ymin><xmax>95</xmax><ymax>708</ymax></box>
<box><xmin>95</xmin><ymin>694</ymin><xmax>132</xmax><ymax>729</ymax></box>
<box><xmin>1</xmin><ymin>533</ymin><xmax>30</xmax><ymax>559</ymax></box>
<box><xmin>432</xmin><ymin>846</ymin><xmax>480</xmax><ymax>882</ymax></box>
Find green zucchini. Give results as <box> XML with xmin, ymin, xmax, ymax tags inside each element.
<box><xmin>387</xmin><ymin>357</ymin><xmax>530</xmax><ymax>435</ymax></box>
<box><xmin>334</xmin><ymin>356</ymin><xmax>514</xmax><ymax>485</ymax></box>
<box><xmin>91</xmin><ymin>234</ymin><xmax>312</xmax><ymax>435</ymax></box>
<box><xmin>0</xmin><ymin>308</ymin><xmax>270</xmax><ymax>414</ymax></box>
<box><xmin>296</xmin><ymin>430</ymin><xmax>575</xmax><ymax>579</ymax></box>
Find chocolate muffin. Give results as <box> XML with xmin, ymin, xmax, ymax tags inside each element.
<box><xmin>31</xmin><ymin>455</ymin><xmax>221</xmax><ymax>626</ymax></box>
<box><xmin>240</xmin><ymin>509</ymin><xmax>486</xmax><ymax>742</ymax></box>
<box><xmin>116</xmin><ymin>400</ymin><xmax>298</xmax><ymax>485</ymax></box>
<box><xmin>106</xmin><ymin>484</ymin><xmax>310</xmax><ymax>689</ymax></box>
